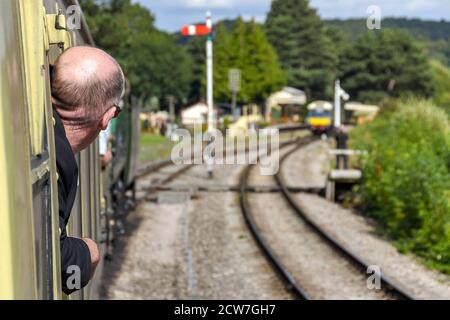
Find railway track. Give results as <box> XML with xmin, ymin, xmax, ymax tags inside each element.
<box><xmin>135</xmin><ymin>124</ymin><xmax>311</xmax><ymax>199</ymax></box>
<box><xmin>129</xmin><ymin>131</ymin><xmax>310</xmax><ymax>296</ymax></box>
<box><xmin>276</xmin><ymin>142</ymin><xmax>417</xmax><ymax>300</ymax></box>
<box><xmin>137</xmin><ymin>164</ymin><xmax>195</xmax><ymax>202</ymax></box>
<box><xmin>135</xmin><ymin>124</ymin><xmax>310</xmax><ymax>178</ymax></box>
<box><xmin>239</xmin><ymin>136</ymin><xmax>315</xmax><ymax>299</ymax></box>
<box><xmin>239</xmin><ymin>137</ymin><xmax>418</xmax><ymax>300</ymax></box>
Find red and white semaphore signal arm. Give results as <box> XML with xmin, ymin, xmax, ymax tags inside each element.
<box><xmin>181</xmin><ymin>24</ymin><xmax>212</xmax><ymax>37</ymax></box>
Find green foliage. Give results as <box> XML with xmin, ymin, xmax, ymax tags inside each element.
<box><xmin>351</xmin><ymin>99</ymin><xmax>450</xmax><ymax>272</ymax></box>
<box><xmin>207</xmin><ymin>18</ymin><xmax>285</xmax><ymax>104</ymax></box>
<box><xmin>79</xmin><ymin>0</ymin><xmax>192</xmax><ymax>103</ymax></box>
<box><xmin>424</xmin><ymin>39</ymin><xmax>450</xmax><ymax>66</ymax></box>
<box><xmin>430</xmin><ymin>60</ymin><xmax>450</xmax><ymax>113</ymax></box>
<box><xmin>265</xmin><ymin>0</ymin><xmax>338</xmax><ymax>99</ymax></box>
<box><xmin>126</xmin><ymin>31</ymin><xmax>192</xmax><ymax>102</ymax></box>
<box><xmin>183</xmin><ymin>36</ymin><xmax>206</xmax><ymax>102</ymax></box>
<box><xmin>326</xmin><ymin>18</ymin><xmax>450</xmax><ymax>42</ymax></box>
<box><xmin>339</xmin><ymin>30</ymin><xmax>434</xmax><ymax>104</ymax></box>
<box><xmin>326</xmin><ymin>18</ymin><xmax>450</xmax><ymax>67</ymax></box>
<box><xmin>139</xmin><ymin>133</ymin><xmax>175</xmax><ymax>164</ymax></box>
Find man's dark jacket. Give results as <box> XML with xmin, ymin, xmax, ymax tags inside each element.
<box><xmin>335</xmin><ymin>131</ymin><xmax>349</xmax><ymax>149</ymax></box>
<box><xmin>54</xmin><ymin>110</ymin><xmax>91</xmax><ymax>294</ymax></box>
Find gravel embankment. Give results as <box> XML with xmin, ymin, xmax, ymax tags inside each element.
<box><xmin>102</xmin><ymin>150</ymin><xmax>291</xmax><ymax>299</ymax></box>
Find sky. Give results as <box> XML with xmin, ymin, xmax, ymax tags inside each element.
<box><xmin>135</xmin><ymin>0</ymin><xmax>450</xmax><ymax>32</ymax></box>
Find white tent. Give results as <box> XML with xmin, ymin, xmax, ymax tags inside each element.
<box><xmin>181</xmin><ymin>102</ymin><xmax>209</xmax><ymax>126</ymax></box>
<box><xmin>344</xmin><ymin>102</ymin><xmax>380</xmax><ymax>114</ymax></box>
<box><xmin>266</xmin><ymin>87</ymin><xmax>307</xmax><ymax>120</ymax></box>
<box><xmin>267</xmin><ymin>87</ymin><xmax>307</xmax><ymax>107</ymax></box>
<box><xmin>344</xmin><ymin>102</ymin><xmax>380</xmax><ymax>124</ymax></box>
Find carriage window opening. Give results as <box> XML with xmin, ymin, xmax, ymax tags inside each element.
<box><xmin>32</xmin><ymin>174</ymin><xmax>53</xmax><ymax>300</ymax></box>
<box><xmin>30</xmin><ymin>110</ymin><xmax>53</xmax><ymax>299</ymax></box>
<box><xmin>309</xmin><ymin>110</ymin><xmax>331</xmax><ymax>117</ymax></box>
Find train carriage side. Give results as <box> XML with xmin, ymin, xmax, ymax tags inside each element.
<box><xmin>44</xmin><ymin>0</ymin><xmax>107</xmax><ymax>300</ymax></box>
<box><xmin>0</xmin><ymin>0</ymin><xmax>107</xmax><ymax>300</ymax></box>
<box><xmin>0</xmin><ymin>0</ymin><xmax>67</xmax><ymax>299</ymax></box>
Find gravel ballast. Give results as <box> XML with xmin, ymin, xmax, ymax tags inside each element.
<box><xmin>282</xmin><ymin>140</ymin><xmax>450</xmax><ymax>299</ymax></box>
<box><xmin>102</xmin><ymin>151</ymin><xmax>291</xmax><ymax>299</ymax></box>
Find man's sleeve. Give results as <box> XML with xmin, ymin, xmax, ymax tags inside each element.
<box><xmin>60</xmin><ymin>232</ymin><xmax>92</xmax><ymax>295</ymax></box>
<box><xmin>58</xmin><ymin>177</ymin><xmax>92</xmax><ymax>295</ymax></box>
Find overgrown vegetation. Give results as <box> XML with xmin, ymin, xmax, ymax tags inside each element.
<box><xmin>430</xmin><ymin>60</ymin><xmax>450</xmax><ymax>113</ymax></box>
<box><xmin>350</xmin><ymin>99</ymin><xmax>450</xmax><ymax>273</ymax></box>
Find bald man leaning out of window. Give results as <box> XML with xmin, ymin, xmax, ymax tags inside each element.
<box><xmin>51</xmin><ymin>46</ymin><xmax>124</xmax><ymax>294</ymax></box>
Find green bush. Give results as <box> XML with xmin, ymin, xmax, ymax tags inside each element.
<box><xmin>430</xmin><ymin>59</ymin><xmax>450</xmax><ymax>114</ymax></box>
<box><xmin>351</xmin><ymin>98</ymin><xmax>450</xmax><ymax>273</ymax></box>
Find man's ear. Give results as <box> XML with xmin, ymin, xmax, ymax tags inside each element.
<box><xmin>100</xmin><ymin>107</ymin><xmax>116</xmax><ymax>130</ymax></box>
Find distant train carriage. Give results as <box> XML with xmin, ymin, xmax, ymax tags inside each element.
<box><xmin>0</xmin><ymin>0</ymin><xmax>139</xmax><ymax>300</ymax></box>
<box><xmin>306</xmin><ymin>101</ymin><xmax>333</xmax><ymax>134</ymax></box>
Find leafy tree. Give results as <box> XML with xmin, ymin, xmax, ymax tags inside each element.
<box><xmin>206</xmin><ymin>18</ymin><xmax>285</xmax><ymax>104</ymax></box>
<box><xmin>211</xmin><ymin>23</ymin><xmax>235</xmax><ymax>102</ymax></box>
<box><xmin>326</xmin><ymin>18</ymin><xmax>450</xmax><ymax>42</ymax></box>
<box><xmin>79</xmin><ymin>0</ymin><xmax>192</xmax><ymax>104</ymax></box>
<box><xmin>339</xmin><ymin>29</ymin><xmax>434</xmax><ymax>103</ymax></box>
<box><xmin>265</xmin><ymin>0</ymin><xmax>338</xmax><ymax>99</ymax></box>
<box><xmin>126</xmin><ymin>32</ymin><xmax>192</xmax><ymax>102</ymax></box>
<box><xmin>183</xmin><ymin>36</ymin><xmax>206</xmax><ymax>103</ymax></box>
<box><xmin>326</xmin><ymin>18</ymin><xmax>450</xmax><ymax>67</ymax></box>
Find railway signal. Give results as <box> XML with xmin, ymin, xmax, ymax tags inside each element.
<box><xmin>181</xmin><ymin>12</ymin><xmax>215</xmax><ymax>178</ymax></box>
<box><xmin>180</xmin><ymin>13</ymin><xmax>214</xmax><ymax>133</ymax></box>
<box><xmin>334</xmin><ymin>79</ymin><xmax>349</xmax><ymax>128</ymax></box>
<box><xmin>228</xmin><ymin>69</ymin><xmax>241</xmax><ymax>119</ymax></box>
<box><xmin>181</xmin><ymin>24</ymin><xmax>211</xmax><ymax>36</ymax></box>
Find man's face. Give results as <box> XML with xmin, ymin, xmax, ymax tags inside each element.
<box><xmin>77</xmin><ymin>126</ymin><xmax>103</xmax><ymax>153</ymax></box>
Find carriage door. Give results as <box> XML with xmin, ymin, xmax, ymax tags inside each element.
<box><xmin>21</xmin><ymin>0</ymin><xmax>73</xmax><ymax>299</ymax></box>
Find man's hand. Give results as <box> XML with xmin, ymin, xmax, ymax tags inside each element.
<box><xmin>101</xmin><ymin>149</ymin><xmax>113</xmax><ymax>168</ymax></box>
<box><xmin>82</xmin><ymin>238</ymin><xmax>100</xmax><ymax>278</ymax></box>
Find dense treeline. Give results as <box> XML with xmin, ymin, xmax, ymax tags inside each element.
<box><xmin>338</xmin><ymin>30</ymin><xmax>434</xmax><ymax>103</ymax></box>
<box><xmin>265</xmin><ymin>0</ymin><xmax>338</xmax><ymax>100</ymax></box>
<box><xmin>327</xmin><ymin>18</ymin><xmax>450</xmax><ymax>42</ymax></box>
<box><xmin>263</xmin><ymin>0</ymin><xmax>438</xmax><ymax>105</ymax></box>
<box><xmin>326</xmin><ymin>18</ymin><xmax>450</xmax><ymax>66</ymax></box>
<box><xmin>79</xmin><ymin>0</ymin><xmax>446</xmax><ymax>109</ymax></box>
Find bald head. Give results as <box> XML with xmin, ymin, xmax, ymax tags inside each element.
<box><xmin>52</xmin><ymin>46</ymin><xmax>124</xmax><ymax>127</ymax></box>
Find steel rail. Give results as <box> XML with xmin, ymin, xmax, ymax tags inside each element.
<box><xmin>136</xmin><ymin>124</ymin><xmax>311</xmax><ymax>179</ymax></box>
<box><xmin>238</xmin><ymin>136</ymin><xmax>315</xmax><ymax>300</ymax></box>
<box><xmin>275</xmin><ymin>143</ymin><xmax>417</xmax><ymax>300</ymax></box>
<box><xmin>135</xmin><ymin>127</ymin><xmax>314</xmax><ymax>298</ymax></box>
